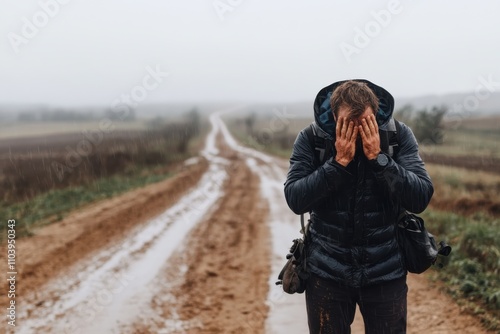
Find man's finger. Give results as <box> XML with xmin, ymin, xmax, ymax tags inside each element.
<box><xmin>351</xmin><ymin>125</ymin><xmax>359</xmax><ymax>142</ymax></box>
<box><xmin>336</xmin><ymin>116</ymin><xmax>342</xmax><ymax>138</ymax></box>
<box><xmin>346</xmin><ymin>121</ymin><xmax>354</xmax><ymax>140</ymax></box>
<box><xmin>359</xmin><ymin>125</ymin><xmax>366</xmax><ymax>140</ymax></box>
<box><xmin>368</xmin><ymin>114</ymin><xmax>377</xmax><ymax>133</ymax></box>
<box><xmin>337</xmin><ymin>116</ymin><xmax>345</xmax><ymax>138</ymax></box>
<box><xmin>362</xmin><ymin>118</ymin><xmax>371</xmax><ymax>136</ymax></box>
<box><xmin>340</xmin><ymin>117</ymin><xmax>347</xmax><ymax>136</ymax></box>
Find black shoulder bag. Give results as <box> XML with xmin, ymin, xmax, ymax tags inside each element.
<box><xmin>275</xmin><ymin>214</ymin><xmax>310</xmax><ymax>294</ymax></box>
<box><xmin>396</xmin><ymin>211</ymin><xmax>451</xmax><ymax>274</ymax></box>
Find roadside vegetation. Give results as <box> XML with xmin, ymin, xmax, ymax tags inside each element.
<box><xmin>0</xmin><ymin>109</ymin><xmax>206</xmax><ymax>241</ymax></box>
<box><xmin>424</xmin><ymin>166</ymin><xmax>500</xmax><ymax>331</ymax></box>
<box><xmin>422</xmin><ymin>209</ymin><xmax>500</xmax><ymax>331</ymax></box>
<box><xmin>225</xmin><ymin>107</ymin><xmax>500</xmax><ymax>331</ymax></box>
<box><xmin>223</xmin><ymin>113</ymin><xmax>305</xmax><ymax>159</ymax></box>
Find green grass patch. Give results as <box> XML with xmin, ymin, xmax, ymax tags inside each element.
<box><xmin>0</xmin><ymin>165</ymin><xmax>175</xmax><ymax>243</ymax></box>
<box><xmin>423</xmin><ymin>209</ymin><xmax>500</xmax><ymax>331</ymax></box>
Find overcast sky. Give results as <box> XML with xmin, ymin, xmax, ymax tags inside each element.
<box><xmin>1</xmin><ymin>0</ymin><xmax>500</xmax><ymax>107</ymax></box>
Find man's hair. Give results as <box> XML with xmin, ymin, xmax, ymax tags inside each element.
<box><xmin>330</xmin><ymin>81</ymin><xmax>379</xmax><ymax>119</ymax></box>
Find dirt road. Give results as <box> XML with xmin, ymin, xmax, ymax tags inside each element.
<box><xmin>3</xmin><ymin>109</ymin><xmax>492</xmax><ymax>333</ymax></box>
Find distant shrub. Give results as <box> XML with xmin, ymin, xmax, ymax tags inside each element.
<box><xmin>412</xmin><ymin>106</ymin><xmax>447</xmax><ymax>145</ymax></box>
<box><xmin>394</xmin><ymin>104</ymin><xmax>447</xmax><ymax>145</ymax></box>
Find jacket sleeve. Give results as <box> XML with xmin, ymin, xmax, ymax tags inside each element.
<box><xmin>372</xmin><ymin>122</ymin><xmax>434</xmax><ymax>213</ymax></box>
<box><xmin>284</xmin><ymin>129</ymin><xmax>354</xmax><ymax>215</ymax></box>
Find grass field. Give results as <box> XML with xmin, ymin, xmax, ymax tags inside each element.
<box><xmin>0</xmin><ymin>119</ymin><xmax>207</xmax><ymax>241</ymax></box>
<box><xmin>421</xmin><ymin>128</ymin><xmax>500</xmax><ymax>158</ymax></box>
<box><xmin>0</xmin><ymin>166</ymin><xmax>174</xmax><ymax>238</ymax></box>
<box><xmin>225</xmin><ymin>112</ymin><xmax>500</xmax><ymax>331</ymax></box>
<box><xmin>426</xmin><ymin>164</ymin><xmax>500</xmax><ymax>216</ymax></box>
<box><xmin>0</xmin><ymin>120</ymin><xmax>149</xmax><ymax>139</ymax></box>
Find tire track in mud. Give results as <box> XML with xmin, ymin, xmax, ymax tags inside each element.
<box><xmin>129</xmin><ymin>111</ymin><xmax>310</xmax><ymax>333</ymax></box>
<box><xmin>1</xmin><ymin>158</ymin><xmax>209</xmax><ymax>333</ymax></box>
<box><xmin>3</xmin><ymin>159</ymin><xmax>208</xmax><ymax>303</ymax></box>
<box><xmin>130</xmin><ymin>151</ymin><xmax>272</xmax><ymax>333</ymax></box>
<box><xmin>8</xmin><ymin>111</ymin><xmax>230</xmax><ymax>334</ymax></box>
<box><xmin>172</xmin><ymin>158</ymin><xmax>271</xmax><ymax>333</ymax></box>
<box><xmin>215</xmin><ymin>113</ymin><xmax>311</xmax><ymax>333</ymax></box>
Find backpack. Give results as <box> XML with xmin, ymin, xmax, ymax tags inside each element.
<box><xmin>303</xmin><ymin>118</ymin><xmax>402</xmax><ymax>166</ymax></box>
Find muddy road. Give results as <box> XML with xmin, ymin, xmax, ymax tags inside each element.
<box><xmin>2</xmin><ymin>109</ymin><xmax>492</xmax><ymax>333</ymax></box>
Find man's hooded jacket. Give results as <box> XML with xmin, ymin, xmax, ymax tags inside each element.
<box><xmin>284</xmin><ymin>79</ymin><xmax>434</xmax><ymax>287</ymax></box>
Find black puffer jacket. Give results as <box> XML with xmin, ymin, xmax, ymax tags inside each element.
<box><xmin>284</xmin><ymin>79</ymin><xmax>434</xmax><ymax>288</ymax></box>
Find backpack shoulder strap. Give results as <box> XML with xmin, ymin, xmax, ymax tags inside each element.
<box><xmin>380</xmin><ymin>118</ymin><xmax>401</xmax><ymax>158</ymax></box>
<box><xmin>394</xmin><ymin>118</ymin><xmax>401</xmax><ymax>143</ymax></box>
<box><xmin>304</xmin><ymin>123</ymin><xmax>329</xmax><ymax>167</ymax></box>
<box><xmin>392</xmin><ymin>118</ymin><xmax>402</xmax><ymax>157</ymax></box>
<box><xmin>304</xmin><ymin>123</ymin><xmax>316</xmax><ymax>156</ymax></box>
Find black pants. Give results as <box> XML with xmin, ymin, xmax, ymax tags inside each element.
<box><xmin>305</xmin><ymin>274</ymin><xmax>407</xmax><ymax>334</ymax></box>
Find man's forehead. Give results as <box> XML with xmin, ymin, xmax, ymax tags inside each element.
<box><xmin>338</xmin><ymin>106</ymin><xmax>374</xmax><ymax>119</ymax></box>
<box><xmin>359</xmin><ymin>108</ymin><xmax>374</xmax><ymax>117</ymax></box>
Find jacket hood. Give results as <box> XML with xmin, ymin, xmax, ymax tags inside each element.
<box><xmin>313</xmin><ymin>79</ymin><xmax>395</xmax><ymax>138</ymax></box>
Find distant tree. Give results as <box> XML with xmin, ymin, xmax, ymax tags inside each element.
<box><xmin>173</xmin><ymin>124</ymin><xmax>194</xmax><ymax>154</ymax></box>
<box><xmin>105</xmin><ymin>108</ymin><xmax>135</xmax><ymax>122</ymax></box>
<box><xmin>123</xmin><ymin>109</ymin><xmax>136</xmax><ymax>121</ymax></box>
<box><xmin>245</xmin><ymin>112</ymin><xmax>256</xmax><ymax>135</ymax></box>
<box><xmin>160</xmin><ymin>108</ymin><xmax>202</xmax><ymax>154</ymax></box>
<box><xmin>185</xmin><ymin>108</ymin><xmax>200</xmax><ymax>135</ymax></box>
<box><xmin>40</xmin><ymin>109</ymin><xmax>95</xmax><ymax>122</ymax></box>
<box><xmin>18</xmin><ymin>112</ymin><xmax>37</xmax><ymax>122</ymax></box>
<box><xmin>147</xmin><ymin>116</ymin><xmax>165</xmax><ymax>130</ymax></box>
<box><xmin>394</xmin><ymin>104</ymin><xmax>414</xmax><ymax>126</ymax></box>
<box><xmin>412</xmin><ymin>106</ymin><xmax>447</xmax><ymax>145</ymax></box>
<box><xmin>41</xmin><ymin>111</ymin><xmax>50</xmax><ymax>121</ymax></box>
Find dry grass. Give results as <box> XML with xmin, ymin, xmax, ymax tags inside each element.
<box><xmin>426</xmin><ymin>163</ymin><xmax>500</xmax><ymax>217</ymax></box>
<box><xmin>0</xmin><ymin>121</ymin><xmax>148</xmax><ymax>139</ymax></box>
<box><xmin>427</xmin><ymin>163</ymin><xmax>500</xmax><ymax>199</ymax></box>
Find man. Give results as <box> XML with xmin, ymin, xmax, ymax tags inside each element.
<box><xmin>284</xmin><ymin>80</ymin><xmax>433</xmax><ymax>333</ymax></box>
